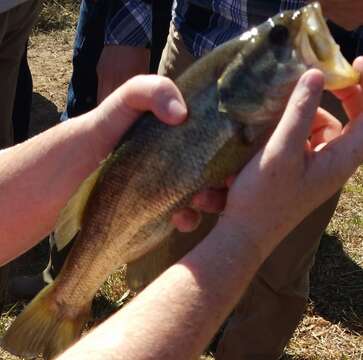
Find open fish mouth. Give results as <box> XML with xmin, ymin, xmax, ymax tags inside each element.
<box><xmin>295</xmin><ymin>2</ymin><xmax>359</xmax><ymax>90</ymax></box>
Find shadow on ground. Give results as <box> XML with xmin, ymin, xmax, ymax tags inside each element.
<box><xmin>29</xmin><ymin>92</ymin><xmax>61</xmax><ymax>136</ymax></box>
<box><xmin>310</xmin><ymin>233</ymin><xmax>363</xmax><ymax>334</ymax></box>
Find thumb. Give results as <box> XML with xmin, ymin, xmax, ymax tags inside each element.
<box><xmin>116</xmin><ymin>75</ymin><xmax>188</xmax><ymax>126</ymax></box>
<box><xmin>268</xmin><ymin>69</ymin><xmax>324</xmax><ymax>155</ymax></box>
<box><xmin>95</xmin><ymin>75</ymin><xmax>188</xmax><ymax>139</ymax></box>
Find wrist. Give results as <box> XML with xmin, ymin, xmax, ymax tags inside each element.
<box><xmin>213</xmin><ymin>213</ymin><xmax>283</xmax><ymax>267</ymax></box>
<box><xmin>87</xmin><ymin>85</ymin><xmax>140</xmax><ymax>160</ymax></box>
<box><xmin>74</xmin><ymin>108</ymin><xmax>117</xmax><ymax>165</ymax></box>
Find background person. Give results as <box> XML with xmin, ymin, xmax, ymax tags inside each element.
<box><xmin>0</xmin><ymin>0</ymin><xmax>41</xmax><ymax>312</ymax></box>
<box><xmin>0</xmin><ymin>0</ymin><xmax>41</xmax><ymax>149</ymax></box>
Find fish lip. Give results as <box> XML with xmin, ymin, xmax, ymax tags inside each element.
<box><xmin>295</xmin><ymin>2</ymin><xmax>359</xmax><ymax>90</ymax></box>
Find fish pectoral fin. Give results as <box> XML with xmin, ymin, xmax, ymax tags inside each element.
<box><xmin>1</xmin><ymin>283</ymin><xmax>91</xmax><ymax>360</ymax></box>
<box><xmin>54</xmin><ymin>155</ymin><xmax>110</xmax><ymax>251</ymax></box>
<box><xmin>216</xmin><ymin>53</ymin><xmax>261</xmax><ymax>119</ymax></box>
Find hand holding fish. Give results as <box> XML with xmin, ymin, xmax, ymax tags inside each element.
<box><xmin>220</xmin><ymin>59</ymin><xmax>363</xmax><ymax>260</ymax></box>
<box><xmin>171</xmin><ymin>100</ymin><xmax>345</xmax><ymax>233</ymax></box>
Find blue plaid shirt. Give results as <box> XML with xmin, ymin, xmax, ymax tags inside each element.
<box><xmin>105</xmin><ymin>0</ymin><xmax>152</xmax><ymax>47</ymax></box>
<box><xmin>105</xmin><ymin>0</ymin><xmax>362</xmax><ymax>58</ymax></box>
<box><xmin>104</xmin><ymin>0</ymin><xmax>306</xmax><ymax>51</ymax></box>
<box><xmin>173</xmin><ymin>0</ymin><xmax>307</xmax><ymax>57</ymax></box>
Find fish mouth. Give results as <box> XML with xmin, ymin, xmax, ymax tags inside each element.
<box><xmin>295</xmin><ymin>2</ymin><xmax>359</xmax><ymax>90</ymax></box>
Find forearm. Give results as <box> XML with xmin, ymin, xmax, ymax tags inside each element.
<box><xmin>57</xmin><ymin>221</ymin><xmax>268</xmax><ymax>360</ymax></box>
<box><xmin>0</xmin><ymin>110</ymin><xmax>109</xmax><ymax>265</ymax></box>
<box><xmin>97</xmin><ymin>45</ymin><xmax>150</xmax><ymax>103</ymax></box>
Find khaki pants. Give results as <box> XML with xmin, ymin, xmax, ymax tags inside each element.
<box><xmin>0</xmin><ymin>0</ymin><xmax>41</xmax><ymax>149</ymax></box>
<box><xmin>127</xmin><ymin>24</ymin><xmax>342</xmax><ymax>359</ymax></box>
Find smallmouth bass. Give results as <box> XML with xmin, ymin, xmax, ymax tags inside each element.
<box><xmin>2</xmin><ymin>3</ymin><xmax>359</xmax><ymax>359</ymax></box>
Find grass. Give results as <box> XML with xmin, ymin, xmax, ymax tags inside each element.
<box><xmin>33</xmin><ymin>0</ymin><xmax>79</xmax><ymax>34</ymax></box>
<box><xmin>285</xmin><ymin>168</ymin><xmax>363</xmax><ymax>359</ymax></box>
<box><xmin>0</xmin><ymin>2</ymin><xmax>362</xmax><ymax>359</ymax></box>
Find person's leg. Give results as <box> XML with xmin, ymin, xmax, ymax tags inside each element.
<box><xmin>216</xmin><ymin>193</ymin><xmax>340</xmax><ymax>359</ymax></box>
<box><xmin>216</xmin><ymin>30</ymin><xmax>358</xmax><ymax>354</ymax></box>
<box><xmin>157</xmin><ymin>22</ymin><xmax>196</xmax><ymax>79</ymax></box>
<box><xmin>127</xmin><ymin>22</ymin><xmax>346</xmax><ymax>359</ymax></box>
<box><xmin>0</xmin><ymin>0</ymin><xmax>41</xmax><ymax>148</ymax></box>
<box><xmin>0</xmin><ymin>263</ymin><xmax>9</xmax><ymax>311</ymax></box>
<box><xmin>61</xmin><ymin>0</ymin><xmax>107</xmax><ymax>121</ymax></box>
<box><xmin>216</xmin><ymin>26</ymin><xmax>356</xmax><ymax>359</ymax></box>
<box><xmin>0</xmin><ymin>1</ymin><xmax>41</xmax><ymax>306</ymax></box>
<box><xmin>150</xmin><ymin>0</ymin><xmax>173</xmax><ymax>73</ymax></box>
<box><xmin>12</xmin><ymin>44</ymin><xmax>33</xmax><ymax>144</ymax></box>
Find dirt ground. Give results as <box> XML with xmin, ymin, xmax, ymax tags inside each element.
<box><xmin>0</xmin><ymin>4</ymin><xmax>362</xmax><ymax>360</ymax></box>
<box><xmin>28</xmin><ymin>30</ymin><xmax>74</xmax><ymax>135</ymax></box>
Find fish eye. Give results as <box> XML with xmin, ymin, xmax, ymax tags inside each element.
<box><xmin>268</xmin><ymin>25</ymin><xmax>289</xmax><ymax>46</ymax></box>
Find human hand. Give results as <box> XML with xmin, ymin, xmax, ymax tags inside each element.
<box><xmin>92</xmin><ymin>75</ymin><xmax>187</xmax><ymax>157</ymax></box>
<box><xmin>170</xmin><ymin>189</ymin><xmax>228</xmax><ymax>232</ymax></box>
<box><xmin>170</xmin><ymin>75</ymin><xmax>347</xmax><ymax>234</ymax></box>
<box><xmin>218</xmin><ymin>61</ymin><xmax>363</xmax><ymax>259</ymax></box>
<box><xmin>318</xmin><ymin>0</ymin><xmax>363</xmax><ymax>31</ymax></box>
<box><xmin>170</xmin><ymin>74</ymin><xmax>349</xmax><ymax>234</ymax></box>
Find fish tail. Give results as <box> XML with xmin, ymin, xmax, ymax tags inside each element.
<box><xmin>1</xmin><ymin>283</ymin><xmax>90</xmax><ymax>359</ymax></box>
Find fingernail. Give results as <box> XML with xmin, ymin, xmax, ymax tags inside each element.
<box><xmin>166</xmin><ymin>98</ymin><xmax>187</xmax><ymax>123</ymax></box>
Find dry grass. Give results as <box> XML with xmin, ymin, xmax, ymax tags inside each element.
<box><xmin>33</xmin><ymin>0</ymin><xmax>79</xmax><ymax>34</ymax></box>
<box><xmin>0</xmin><ymin>2</ymin><xmax>362</xmax><ymax>359</ymax></box>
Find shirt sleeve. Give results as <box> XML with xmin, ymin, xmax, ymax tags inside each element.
<box><xmin>104</xmin><ymin>0</ymin><xmax>152</xmax><ymax>47</ymax></box>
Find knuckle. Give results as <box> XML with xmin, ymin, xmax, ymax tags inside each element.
<box><xmin>153</xmin><ymin>76</ymin><xmax>175</xmax><ymax>96</ymax></box>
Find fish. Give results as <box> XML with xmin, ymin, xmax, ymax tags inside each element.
<box><xmin>1</xmin><ymin>3</ymin><xmax>359</xmax><ymax>359</ymax></box>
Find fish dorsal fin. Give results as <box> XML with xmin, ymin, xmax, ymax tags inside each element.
<box><xmin>53</xmin><ymin>156</ymin><xmax>109</xmax><ymax>251</ymax></box>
